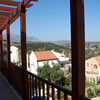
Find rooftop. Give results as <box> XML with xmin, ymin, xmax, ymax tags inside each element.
<box><xmin>94</xmin><ymin>56</ymin><xmax>100</xmax><ymax>64</ymax></box>
<box><xmin>34</xmin><ymin>50</ymin><xmax>57</xmax><ymax>61</ymax></box>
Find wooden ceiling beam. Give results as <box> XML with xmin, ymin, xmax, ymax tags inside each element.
<box><xmin>0</xmin><ymin>15</ymin><xmax>9</xmax><ymax>29</ymax></box>
<box><xmin>0</xmin><ymin>20</ymin><xmax>6</xmax><ymax>23</ymax></box>
<box><xmin>0</xmin><ymin>24</ymin><xmax>3</xmax><ymax>27</ymax></box>
<box><xmin>24</xmin><ymin>0</ymin><xmax>38</xmax><ymax>7</ymax></box>
<box><xmin>0</xmin><ymin>0</ymin><xmax>38</xmax><ymax>30</ymax></box>
<box><xmin>0</xmin><ymin>15</ymin><xmax>9</xmax><ymax>19</ymax></box>
<box><xmin>0</xmin><ymin>6</ymin><xmax>16</xmax><ymax>13</ymax></box>
<box><xmin>1</xmin><ymin>13</ymin><xmax>20</xmax><ymax>31</ymax></box>
<box><xmin>0</xmin><ymin>0</ymin><xmax>33</xmax><ymax>8</ymax></box>
<box><xmin>0</xmin><ymin>0</ymin><xmax>20</xmax><ymax>6</ymax></box>
<box><xmin>0</xmin><ymin>11</ymin><xmax>13</xmax><ymax>19</ymax></box>
<box><xmin>0</xmin><ymin>11</ymin><xmax>12</xmax><ymax>16</ymax></box>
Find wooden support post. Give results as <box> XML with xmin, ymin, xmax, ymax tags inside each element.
<box><xmin>70</xmin><ymin>0</ymin><xmax>85</xmax><ymax>100</ymax></box>
<box><xmin>7</xmin><ymin>23</ymin><xmax>11</xmax><ymax>83</ymax></box>
<box><xmin>20</xmin><ymin>5</ymin><xmax>28</xmax><ymax>100</ymax></box>
<box><xmin>0</xmin><ymin>30</ymin><xmax>3</xmax><ymax>72</ymax></box>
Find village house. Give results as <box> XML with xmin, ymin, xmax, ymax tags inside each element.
<box><xmin>85</xmin><ymin>56</ymin><xmax>100</xmax><ymax>84</ymax></box>
<box><xmin>29</xmin><ymin>50</ymin><xmax>59</xmax><ymax>74</ymax></box>
<box><xmin>52</xmin><ymin>50</ymin><xmax>72</xmax><ymax>74</ymax></box>
<box><xmin>29</xmin><ymin>50</ymin><xmax>71</xmax><ymax>75</ymax></box>
<box><xmin>10</xmin><ymin>46</ymin><xmax>71</xmax><ymax>74</ymax></box>
<box><xmin>10</xmin><ymin>46</ymin><xmax>19</xmax><ymax>64</ymax></box>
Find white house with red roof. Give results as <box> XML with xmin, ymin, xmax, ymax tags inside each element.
<box><xmin>28</xmin><ymin>50</ymin><xmax>59</xmax><ymax>74</ymax></box>
<box><xmin>85</xmin><ymin>56</ymin><xmax>100</xmax><ymax>84</ymax></box>
<box><xmin>10</xmin><ymin>46</ymin><xmax>19</xmax><ymax>64</ymax></box>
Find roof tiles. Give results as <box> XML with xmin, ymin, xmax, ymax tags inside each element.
<box><xmin>34</xmin><ymin>50</ymin><xmax>57</xmax><ymax>61</ymax></box>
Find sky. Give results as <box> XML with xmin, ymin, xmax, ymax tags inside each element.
<box><xmin>9</xmin><ymin>0</ymin><xmax>100</xmax><ymax>41</ymax></box>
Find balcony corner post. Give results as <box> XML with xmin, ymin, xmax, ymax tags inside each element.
<box><xmin>70</xmin><ymin>0</ymin><xmax>85</xmax><ymax>100</ymax></box>
<box><xmin>0</xmin><ymin>30</ymin><xmax>3</xmax><ymax>72</ymax></box>
<box><xmin>20</xmin><ymin>4</ymin><xmax>28</xmax><ymax>100</ymax></box>
<box><xmin>7</xmin><ymin>22</ymin><xmax>11</xmax><ymax>83</ymax></box>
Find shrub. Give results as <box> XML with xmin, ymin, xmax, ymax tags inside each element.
<box><xmin>97</xmin><ymin>86</ymin><xmax>100</xmax><ymax>95</ymax></box>
<box><xmin>86</xmin><ymin>87</ymin><xmax>95</xmax><ymax>98</ymax></box>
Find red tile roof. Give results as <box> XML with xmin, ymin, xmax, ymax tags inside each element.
<box><xmin>94</xmin><ymin>56</ymin><xmax>100</xmax><ymax>64</ymax></box>
<box><xmin>34</xmin><ymin>50</ymin><xmax>57</xmax><ymax>61</ymax></box>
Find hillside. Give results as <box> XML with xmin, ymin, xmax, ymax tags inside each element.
<box><xmin>11</xmin><ymin>41</ymin><xmax>100</xmax><ymax>60</ymax></box>
<box><xmin>11</xmin><ymin>42</ymin><xmax>71</xmax><ymax>57</ymax></box>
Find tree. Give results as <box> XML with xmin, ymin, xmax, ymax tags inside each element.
<box><xmin>64</xmin><ymin>73</ymin><xmax>72</xmax><ymax>85</ymax></box>
<box><xmin>50</xmin><ymin>64</ymin><xmax>64</xmax><ymax>82</ymax></box>
<box><xmin>37</xmin><ymin>63</ymin><xmax>51</xmax><ymax>81</ymax></box>
<box><xmin>37</xmin><ymin>63</ymin><xmax>64</xmax><ymax>83</ymax></box>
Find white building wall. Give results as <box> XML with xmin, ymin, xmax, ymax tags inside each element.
<box><xmin>51</xmin><ymin>50</ymin><xmax>69</xmax><ymax>61</ymax></box>
<box><xmin>10</xmin><ymin>46</ymin><xmax>19</xmax><ymax>64</ymax></box>
<box><xmin>27</xmin><ymin>54</ymin><xmax>29</xmax><ymax>70</ymax></box>
<box><xmin>98</xmin><ymin>64</ymin><xmax>100</xmax><ymax>80</ymax></box>
<box><xmin>29</xmin><ymin>51</ymin><xmax>38</xmax><ymax>74</ymax></box>
<box><xmin>29</xmin><ymin>51</ymin><xmax>59</xmax><ymax>74</ymax></box>
<box><xmin>38</xmin><ymin>60</ymin><xmax>58</xmax><ymax>68</ymax></box>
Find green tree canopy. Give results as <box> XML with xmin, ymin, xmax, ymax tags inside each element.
<box><xmin>50</xmin><ymin>64</ymin><xmax>64</xmax><ymax>82</ymax></box>
<box><xmin>37</xmin><ymin>63</ymin><xmax>51</xmax><ymax>81</ymax></box>
<box><xmin>37</xmin><ymin>63</ymin><xmax>64</xmax><ymax>82</ymax></box>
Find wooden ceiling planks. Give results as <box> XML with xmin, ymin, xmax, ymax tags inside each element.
<box><xmin>0</xmin><ymin>0</ymin><xmax>20</xmax><ymax>6</ymax></box>
<box><xmin>0</xmin><ymin>6</ymin><xmax>16</xmax><ymax>13</ymax></box>
<box><xmin>0</xmin><ymin>0</ymin><xmax>38</xmax><ymax>31</ymax></box>
<box><xmin>24</xmin><ymin>0</ymin><xmax>38</xmax><ymax>7</ymax></box>
<box><xmin>0</xmin><ymin>11</ymin><xmax>13</xmax><ymax>16</ymax></box>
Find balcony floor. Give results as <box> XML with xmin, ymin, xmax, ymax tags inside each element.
<box><xmin>0</xmin><ymin>72</ymin><xmax>22</xmax><ymax>100</ymax></box>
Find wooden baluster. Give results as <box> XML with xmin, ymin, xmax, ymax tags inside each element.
<box><xmin>35</xmin><ymin>78</ymin><xmax>38</xmax><ymax>100</ymax></box>
<box><xmin>30</xmin><ymin>75</ymin><xmax>32</xmax><ymax>99</ymax></box>
<box><xmin>64</xmin><ymin>93</ymin><xmax>68</xmax><ymax>100</ymax></box>
<box><xmin>57</xmin><ymin>89</ymin><xmax>60</xmax><ymax>100</ymax></box>
<box><xmin>42</xmin><ymin>82</ymin><xmax>45</xmax><ymax>100</ymax></box>
<box><xmin>32</xmin><ymin>77</ymin><xmax>34</xmax><ymax>100</ymax></box>
<box><xmin>52</xmin><ymin>86</ymin><xmax>55</xmax><ymax>100</ymax></box>
<box><xmin>27</xmin><ymin>73</ymin><xmax>29</xmax><ymax>100</ymax></box>
<box><xmin>39</xmin><ymin>80</ymin><xmax>41</xmax><ymax>100</ymax></box>
<box><xmin>47</xmin><ymin>84</ymin><xmax>49</xmax><ymax>100</ymax></box>
<box><xmin>28</xmin><ymin>74</ymin><xmax>30</xmax><ymax>100</ymax></box>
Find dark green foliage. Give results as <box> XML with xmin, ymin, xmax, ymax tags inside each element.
<box><xmin>50</xmin><ymin>64</ymin><xmax>64</xmax><ymax>82</ymax></box>
<box><xmin>37</xmin><ymin>63</ymin><xmax>51</xmax><ymax>81</ymax></box>
<box><xmin>11</xmin><ymin>41</ymin><xmax>70</xmax><ymax>56</ymax></box>
<box><xmin>11</xmin><ymin>41</ymin><xmax>100</xmax><ymax>60</ymax></box>
<box><xmin>27</xmin><ymin>42</ymin><xmax>65</xmax><ymax>53</ymax></box>
<box><xmin>37</xmin><ymin>63</ymin><xmax>64</xmax><ymax>83</ymax></box>
<box><xmin>86</xmin><ymin>88</ymin><xmax>95</xmax><ymax>98</ymax></box>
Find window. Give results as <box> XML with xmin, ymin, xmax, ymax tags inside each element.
<box><xmin>87</xmin><ymin>63</ymin><xmax>89</xmax><ymax>67</ymax></box>
<box><xmin>94</xmin><ymin>64</ymin><xmax>97</xmax><ymax>69</ymax></box>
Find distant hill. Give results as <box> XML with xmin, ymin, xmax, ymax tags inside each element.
<box><xmin>11</xmin><ymin>41</ymin><xmax>100</xmax><ymax>60</ymax></box>
<box><xmin>11</xmin><ymin>41</ymin><xmax>71</xmax><ymax>56</ymax></box>
<box><xmin>10</xmin><ymin>33</ymin><xmax>39</xmax><ymax>42</ymax></box>
<box><xmin>48</xmin><ymin>40</ymin><xmax>71</xmax><ymax>46</ymax></box>
<box><xmin>3</xmin><ymin>32</ymin><xmax>39</xmax><ymax>42</ymax></box>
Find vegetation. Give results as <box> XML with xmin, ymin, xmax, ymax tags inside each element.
<box><xmin>37</xmin><ymin>63</ymin><xmax>51</xmax><ymax>81</ymax></box>
<box><xmin>85</xmin><ymin>82</ymin><xmax>96</xmax><ymax>88</ymax></box>
<box><xmin>50</xmin><ymin>64</ymin><xmax>64</xmax><ymax>82</ymax></box>
<box><xmin>86</xmin><ymin>88</ymin><xmax>95</xmax><ymax>98</ymax></box>
<box><xmin>37</xmin><ymin>63</ymin><xmax>64</xmax><ymax>83</ymax></box>
<box><xmin>12</xmin><ymin>41</ymin><xmax>100</xmax><ymax>60</ymax></box>
<box><xmin>11</xmin><ymin>41</ymin><xmax>70</xmax><ymax>56</ymax></box>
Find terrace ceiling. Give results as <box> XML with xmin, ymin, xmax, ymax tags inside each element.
<box><xmin>0</xmin><ymin>0</ymin><xmax>38</xmax><ymax>31</ymax></box>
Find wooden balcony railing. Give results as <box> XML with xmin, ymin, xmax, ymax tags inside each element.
<box><xmin>26</xmin><ymin>70</ymin><xmax>72</xmax><ymax>100</ymax></box>
<box><xmin>0</xmin><ymin>60</ymin><xmax>90</xmax><ymax>100</ymax></box>
<box><xmin>81</xmin><ymin>97</ymin><xmax>91</xmax><ymax>100</ymax></box>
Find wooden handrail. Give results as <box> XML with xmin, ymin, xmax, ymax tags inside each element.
<box><xmin>1</xmin><ymin>62</ymin><xmax>91</xmax><ymax>100</ymax></box>
<box><xmin>25</xmin><ymin>70</ymin><xmax>72</xmax><ymax>96</ymax></box>
<box><xmin>81</xmin><ymin>96</ymin><xmax>91</xmax><ymax>100</ymax></box>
